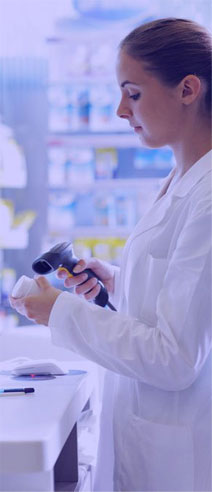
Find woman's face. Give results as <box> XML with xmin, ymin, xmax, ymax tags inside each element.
<box><xmin>116</xmin><ymin>50</ymin><xmax>183</xmax><ymax>148</ymax></box>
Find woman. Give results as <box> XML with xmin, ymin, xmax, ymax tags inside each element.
<box><xmin>11</xmin><ymin>18</ymin><xmax>212</xmax><ymax>491</ymax></box>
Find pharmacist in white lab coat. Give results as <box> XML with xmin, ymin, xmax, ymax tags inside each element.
<box><xmin>11</xmin><ymin>18</ymin><xmax>212</xmax><ymax>492</ymax></box>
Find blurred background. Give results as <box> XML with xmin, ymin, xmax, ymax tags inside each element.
<box><xmin>0</xmin><ymin>0</ymin><xmax>211</xmax><ymax>327</ymax></box>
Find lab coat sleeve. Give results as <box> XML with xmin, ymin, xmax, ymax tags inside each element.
<box><xmin>49</xmin><ymin>199</ymin><xmax>212</xmax><ymax>391</ymax></box>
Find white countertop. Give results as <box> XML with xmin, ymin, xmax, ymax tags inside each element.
<box><xmin>0</xmin><ymin>361</ymin><xmax>96</xmax><ymax>474</ymax></box>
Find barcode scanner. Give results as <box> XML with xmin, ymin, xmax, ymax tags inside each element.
<box><xmin>32</xmin><ymin>242</ymin><xmax>116</xmax><ymax>311</ymax></box>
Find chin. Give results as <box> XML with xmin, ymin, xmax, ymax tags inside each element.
<box><xmin>138</xmin><ymin>134</ymin><xmax>168</xmax><ymax>149</ymax></box>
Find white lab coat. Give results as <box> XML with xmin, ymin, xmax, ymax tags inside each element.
<box><xmin>49</xmin><ymin>150</ymin><xmax>212</xmax><ymax>492</ymax></box>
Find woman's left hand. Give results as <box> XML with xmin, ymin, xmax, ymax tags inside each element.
<box><xmin>9</xmin><ymin>276</ymin><xmax>61</xmax><ymax>326</ymax></box>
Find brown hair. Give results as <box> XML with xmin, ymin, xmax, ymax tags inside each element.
<box><xmin>119</xmin><ymin>18</ymin><xmax>212</xmax><ymax>117</ymax></box>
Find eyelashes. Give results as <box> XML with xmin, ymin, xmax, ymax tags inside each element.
<box><xmin>129</xmin><ymin>93</ymin><xmax>141</xmax><ymax>101</ymax></box>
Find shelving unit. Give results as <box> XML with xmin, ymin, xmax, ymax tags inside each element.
<box><xmin>47</xmin><ymin>177</ymin><xmax>160</xmax><ymax>192</ymax></box>
<box><xmin>45</xmin><ymin>29</ymin><xmax>173</xmax><ymax>263</ymax></box>
<box><xmin>48</xmin><ymin>131</ymin><xmax>139</xmax><ymax>148</ymax></box>
<box><xmin>0</xmin><ymin>121</ymin><xmax>30</xmax><ymax>327</ymax></box>
<box><xmin>0</xmin><ymin>57</ymin><xmax>48</xmax><ymax>327</ymax></box>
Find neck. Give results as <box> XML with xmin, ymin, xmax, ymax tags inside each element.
<box><xmin>171</xmin><ymin>117</ymin><xmax>212</xmax><ymax>177</ymax></box>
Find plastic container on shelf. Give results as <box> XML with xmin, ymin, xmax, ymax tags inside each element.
<box><xmin>134</xmin><ymin>147</ymin><xmax>174</xmax><ymax>170</ymax></box>
<box><xmin>94</xmin><ymin>193</ymin><xmax>116</xmax><ymax>227</ymax></box>
<box><xmin>66</xmin><ymin>86</ymin><xmax>79</xmax><ymax>130</ymax></box>
<box><xmin>95</xmin><ymin>148</ymin><xmax>118</xmax><ymax>179</ymax></box>
<box><xmin>68</xmin><ymin>148</ymin><xmax>95</xmax><ymax>187</ymax></box>
<box><xmin>48</xmin><ymin>146</ymin><xmax>66</xmax><ymax>187</ymax></box>
<box><xmin>48</xmin><ymin>85</ymin><xmax>69</xmax><ymax>132</ymax></box>
<box><xmin>115</xmin><ymin>191</ymin><xmax>137</xmax><ymax>227</ymax></box>
<box><xmin>89</xmin><ymin>84</ymin><xmax>114</xmax><ymax>131</ymax></box>
<box><xmin>48</xmin><ymin>191</ymin><xmax>76</xmax><ymax>235</ymax></box>
<box><xmin>77</xmin><ymin>87</ymin><xmax>91</xmax><ymax>129</ymax></box>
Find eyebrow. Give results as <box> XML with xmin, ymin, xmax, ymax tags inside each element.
<box><xmin>121</xmin><ymin>80</ymin><xmax>140</xmax><ymax>88</ymax></box>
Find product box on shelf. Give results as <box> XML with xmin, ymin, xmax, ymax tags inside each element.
<box><xmin>0</xmin><ymin>122</ymin><xmax>27</xmax><ymax>188</ymax></box>
<box><xmin>47</xmin><ymin>82</ymin><xmax>128</xmax><ymax>133</ymax></box>
<box><xmin>95</xmin><ymin>148</ymin><xmax>118</xmax><ymax>179</ymax></box>
<box><xmin>0</xmin><ymin>199</ymin><xmax>36</xmax><ymax>249</ymax></box>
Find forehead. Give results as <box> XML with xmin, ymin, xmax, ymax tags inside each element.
<box><xmin>116</xmin><ymin>50</ymin><xmax>152</xmax><ymax>87</ymax></box>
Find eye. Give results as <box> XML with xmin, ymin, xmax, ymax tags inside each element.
<box><xmin>129</xmin><ymin>93</ymin><xmax>140</xmax><ymax>101</ymax></box>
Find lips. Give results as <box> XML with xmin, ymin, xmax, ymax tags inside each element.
<box><xmin>129</xmin><ymin>123</ymin><xmax>142</xmax><ymax>132</ymax></box>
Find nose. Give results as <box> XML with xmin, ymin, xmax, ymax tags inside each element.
<box><xmin>116</xmin><ymin>98</ymin><xmax>132</xmax><ymax>119</ymax></box>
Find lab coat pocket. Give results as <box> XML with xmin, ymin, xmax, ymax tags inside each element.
<box><xmin>141</xmin><ymin>254</ymin><xmax>168</xmax><ymax>324</ymax></box>
<box><xmin>121</xmin><ymin>414</ymin><xmax>194</xmax><ymax>492</ymax></box>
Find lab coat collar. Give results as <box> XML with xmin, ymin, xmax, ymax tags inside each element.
<box><xmin>171</xmin><ymin>149</ymin><xmax>212</xmax><ymax>198</ymax></box>
<box><xmin>132</xmin><ymin>149</ymin><xmax>212</xmax><ymax>238</ymax></box>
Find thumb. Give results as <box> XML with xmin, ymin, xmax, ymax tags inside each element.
<box><xmin>34</xmin><ymin>275</ymin><xmax>51</xmax><ymax>290</ymax></box>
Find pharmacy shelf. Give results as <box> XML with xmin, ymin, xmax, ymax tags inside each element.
<box><xmin>48</xmin><ymin>177</ymin><xmax>161</xmax><ymax>192</ymax></box>
<box><xmin>50</xmin><ymin>226</ymin><xmax>132</xmax><ymax>239</ymax></box>
<box><xmin>0</xmin><ymin>184</ymin><xmax>27</xmax><ymax>189</ymax></box>
<box><xmin>48</xmin><ymin>74</ymin><xmax>116</xmax><ymax>85</ymax></box>
<box><xmin>47</xmin><ymin>131</ymin><xmax>140</xmax><ymax>148</ymax></box>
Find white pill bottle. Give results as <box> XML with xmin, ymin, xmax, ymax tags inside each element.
<box><xmin>12</xmin><ymin>275</ymin><xmax>41</xmax><ymax>298</ymax></box>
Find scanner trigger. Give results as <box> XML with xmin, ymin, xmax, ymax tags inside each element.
<box><xmin>57</xmin><ymin>267</ymin><xmax>73</xmax><ymax>278</ymax></box>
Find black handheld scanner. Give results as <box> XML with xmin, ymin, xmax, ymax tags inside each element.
<box><xmin>32</xmin><ymin>242</ymin><xmax>116</xmax><ymax>310</ymax></box>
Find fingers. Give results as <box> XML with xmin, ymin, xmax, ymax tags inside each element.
<box><xmin>55</xmin><ymin>258</ymin><xmax>101</xmax><ymax>301</ymax></box>
<box><xmin>34</xmin><ymin>276</ymin><xmax>50</xmax><ymax>290</ymax></box>
<box><xmin>56</xmin><ymin>259</ymin><xmax>87</xmax><ymax>279</ymax></box>
<box><xmin>73</xmin><ymin>259</ymin><xmax>86</xmax><ymax>273</ymax></box>
<box><xmin>9</xmin><ymin>295</ymin><xmax>33</xmax><ymax>318</ymax></box>
<box><xmin>9</xmin><ymin>296</ymin><xmax>23</xmax><ymax>313</ymax></box>
<box><xmin>64</xmin><ymin>272</ymin><xmax>88</xmax><ymax>288</ymax></box>
<box><xmin>56</xmin><ymin>260</ymin><xmax>88</xmax><ymax>288</ymax></box>
<box><xmin>84</xmin><ymin>283</ymin><xmax>101</xmax><ymax>301</ymax></box>
<box><xmin>10</xmin><ymin>287</ymin><xmax>61</xmax><ymax>325</ymax></box>
<box><xmin>75</xmin><ymin>276</ymin><xmax>98</xmax><ymax>296</ymax></box>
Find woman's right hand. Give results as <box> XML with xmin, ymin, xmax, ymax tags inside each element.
<box><xmin>56</xmin><ymin>257</ymin><xmax>115</xmax><ymax>302</ymax></box>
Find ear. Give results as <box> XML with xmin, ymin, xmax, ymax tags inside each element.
<box><xmin>180</xmin><ymin>75</ymin><xmax>201</xmax><ymax>106</ymax></box>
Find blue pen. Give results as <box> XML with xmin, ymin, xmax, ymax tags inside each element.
<box><xmin>0</xmin><ymin>388</ymin><xmax>35</xmax><ymax>395</ymax></box>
